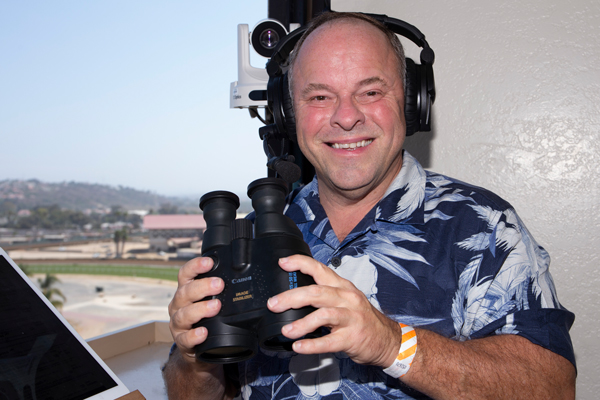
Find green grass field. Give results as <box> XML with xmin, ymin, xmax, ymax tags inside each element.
<box><xmin>21</xmin><ymin>263</ymin><xmax>179</xmax><ymax>281</ymax></box>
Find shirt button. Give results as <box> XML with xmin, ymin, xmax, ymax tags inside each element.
<box><xmin>331</xmin><ymin>257</ymin><xmax>342</xmax><ymax>268</ymax></box>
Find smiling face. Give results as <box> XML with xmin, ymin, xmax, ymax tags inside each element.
<box><xmin>291</xmin><ymin>19</ymin><xmax>406</xmax><ymax>204</ymax></box>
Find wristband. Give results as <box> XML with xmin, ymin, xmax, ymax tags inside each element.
<box><xmin>382</xmin><ymin>323</ymin><xmax>417</xmax><ymax>378</ymax></box>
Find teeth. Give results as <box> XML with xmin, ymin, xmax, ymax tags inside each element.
<box><xmin>331</xmin><ymin>139</ymin><xmax>373</xmax><ymax>150</ymax></box>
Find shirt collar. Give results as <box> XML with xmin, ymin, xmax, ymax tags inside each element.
<box><xmin>375</xmin><ymin>151</ymin><xmax>426</xmax><ymax>226</ymax></box>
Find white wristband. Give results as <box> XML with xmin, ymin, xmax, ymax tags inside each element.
<box><xmin>382</xmin><ymin>323</ymin><xmax>418</xmax><ymax>378</ymax></box>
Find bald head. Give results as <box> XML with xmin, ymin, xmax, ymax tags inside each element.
<box><xmin>287</xmin><ymin>12</ymin><xmax>406</xmax><ymax>103</ymax></box>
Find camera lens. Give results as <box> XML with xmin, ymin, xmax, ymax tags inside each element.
<box><xmin>251</xmin><ymin>20</ymin><xmax>287</xmax><ymax>58</ymax></box>
<box><xmin>260</xmin><ymin>29</ymin><xmax>280</xmax><ymax>50</ymax></box>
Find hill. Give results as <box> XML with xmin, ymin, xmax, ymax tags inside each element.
<box><xmin>0</xmin><ymin>179</ymin><xmax>197</xmax><ymax>212</ymax></box>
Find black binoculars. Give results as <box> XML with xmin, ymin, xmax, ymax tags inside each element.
<box><xmin>193</xmin><ymin>177</ymin><xmax>317</xmax><ymax>364</ymax></box>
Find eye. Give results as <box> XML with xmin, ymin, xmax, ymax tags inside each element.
<box><xmin>310</xmin><ymin>95</ymin><xmax>328</xmax><ymax>102</ymax></box>
<box><xmin>357</xmin><ymin>89</ymin><xmax>383</xmax><ymax>103</ymax></box>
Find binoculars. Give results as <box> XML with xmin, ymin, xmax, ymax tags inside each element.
<box><xmin>193</xmin><ymin>177</ymin><xmax>317</xmax><ymax>364</ymax></box>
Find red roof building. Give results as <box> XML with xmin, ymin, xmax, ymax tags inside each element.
<box><xmin>143</xmin><ymin>214</ymin><xmax>206</xmax><ymax>252</ymax></box>
<box><xmin>143</xmin><ymin>215</ymin><xmax>206</xmax><ymax>231</ymax></box>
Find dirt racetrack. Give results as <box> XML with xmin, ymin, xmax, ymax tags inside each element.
<box><xmin>39</xmin><ymin>274</ymin><xmax>177</xmax><ymax>340</ymax></box>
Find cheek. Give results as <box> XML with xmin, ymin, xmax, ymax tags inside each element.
<box><xmin>368</xmin><ymin>102</ymin><xmax>406</xmax><ymax>136</ymax></box>
<box><xmin>294</xmin><ymin>112</ymin><xmax>313</xmax><ymax>156</ymax></box>
<box><xmin>295</xmin><ymin>107</ymin><xmax>330</xmax><ymax>142</ymax></box>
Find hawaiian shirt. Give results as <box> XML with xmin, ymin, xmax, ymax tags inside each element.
<box><xmin>238</xmin><ymin>151</ymin><xmax>575</xmax><ymax>400</ymax></box>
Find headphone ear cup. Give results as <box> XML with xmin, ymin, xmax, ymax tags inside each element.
<box><xmin>403</xmin><ymin>58</ymin><xmax>419</xmax><ymax>136</ymax></box>
<box><xmin>281</xmin><ymin>73</ymin><xmax>297</xmax><ymax>141</ymax></box>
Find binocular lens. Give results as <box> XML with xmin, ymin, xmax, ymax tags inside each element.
<box><xmin>205</xmin><ymin>346</ymin><xmax>252</xmax><ymax>356</ymax></box>
<box><xmin>197</xmin><ymin>333</ymin><xmax>257</xmax><ymax>364</ymax></box>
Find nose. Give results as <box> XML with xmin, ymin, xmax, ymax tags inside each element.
<box><xmin>330</xmin><ymin>96</ymin><xmax>365</xmax><ymax>131</ymax></box>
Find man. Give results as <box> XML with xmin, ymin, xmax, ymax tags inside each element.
<box><xmin>163</xmin><ymin>12</ymin><xmax>576</xmax><ymax>399</ymax></box>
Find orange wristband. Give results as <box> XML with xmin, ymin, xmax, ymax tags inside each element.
<box><xmin>382</xmin><ymin>323</ymin><xmax>417</xmax><ymax>378</ymax></box>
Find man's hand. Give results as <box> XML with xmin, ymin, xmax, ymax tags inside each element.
<box><xmin>267</xmin><ymin>254</ymin><xmax>402</xmax><ymax>369</ymax></box>
<box><xmin>168</xmin><ymin>256</ymin><xmax>225</xmax><ymax>363</ymax></box>
<box><xmin>164</xmin><ymin>257</ymin><xmax>240</xmax><ymax>400</ymax></box>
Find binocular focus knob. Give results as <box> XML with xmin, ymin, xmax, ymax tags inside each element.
<box><xmin>231</xmin><ymin>219</ymin><xmax>253</xmax><ymax>240</ymax></box>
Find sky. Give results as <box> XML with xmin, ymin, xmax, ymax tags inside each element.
<box><xmin>0</xmin><ymin>1</ymin><xmax>274</xmax><ymax>199</ymax></box>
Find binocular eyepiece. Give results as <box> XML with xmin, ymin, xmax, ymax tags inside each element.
<box><xmin>193</xmin><ymin>177</ymin><xmax>317</xmax><ymax>364</ymax></box>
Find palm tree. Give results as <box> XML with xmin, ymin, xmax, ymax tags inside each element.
<box><xmin>113</xmin><ymin>229</ymin><xmax>123</xmax><ymax>258</ymax></box>
<box><xmin>37</xmin><ymin>274</ymin><xmax>67</xmax><ymax>310</ymax></box>
<box><xmin>113</xmin><ymin>227</ymin><xmax>128</xmax><ymax>258</ymax></box>
<box><xmin>119</xmin><ymin>227</ymin><xmax>128</xmax><ymax>257</ymax></box>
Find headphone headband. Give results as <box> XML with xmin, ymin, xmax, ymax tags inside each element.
<box><xmin>266</xmin><ymin>26</ymin><xmax>307</xmax><ymax>77</ymax></box>
<box><xmin>267</xmin><ymin>13</ymin><xmax>435</xmax><ymax>76</ymax></box>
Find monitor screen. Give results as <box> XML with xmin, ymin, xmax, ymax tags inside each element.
<box><xmin>0</xmin><ymin>253</ymin><xmax>128</xmax><ymax>400</ymax></box>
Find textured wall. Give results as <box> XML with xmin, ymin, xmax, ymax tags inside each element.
<box><xmin>334</xmin><ymin>1</ymin><xmax>600</xmax><ymax>398</ymax></box>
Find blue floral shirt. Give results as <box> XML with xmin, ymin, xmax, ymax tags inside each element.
<box><xmin>238</xmin><ymin>151</ymin><xmax>575</xmax><ymax>400</ymax></box>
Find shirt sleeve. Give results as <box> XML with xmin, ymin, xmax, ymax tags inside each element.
<box><xmin>460</xmin><ymin>207</ymin><xmax>576</xmax><ymax>368</ymax></box>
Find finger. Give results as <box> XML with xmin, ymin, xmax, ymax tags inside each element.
<box><xmin>281</xmin><ymin>306</ymin><xmax>350</xmax><ymax>339</ymax></box>
<box><xmin>168</xmin><ymin>276</ymin><xmax>224</xmax><ymax>317</ymax></box>
<box><xmin>173</xmin><ymin>326</ymin><xmax>209</xmax><ymax>358</ymax></box>
<box><xmin>268</xmin><ymin>282</ymin><xmax>362</xmax><ymax>314</ymax></box>
<box><xmin>170</xmin><ymin>298</ymin><xmax>222</xmax><ymax>332</ymax></box>
<box><xmin>170</xmin><ymin>298</ymin><xmax>223</xmax><ymax>357</ymax></box>
<box><xmin>278</xmin><ymin>255</ymin><xmax>354</xmax><ymax>289</ymax></box>
<box><xmin>292</xmin><ymin>330</ymin><xmax>346</xmax><ymax>355</ymax></box>
<box><xmin>177</xmin><ymin>256</ymin><xmax>214</xmax><ymax>286</ymax></box>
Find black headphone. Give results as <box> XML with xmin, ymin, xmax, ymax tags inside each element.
<box><xmin>265</xmin><ymin>13</ymin><xmax>436</xmax><ymax>141</ymax></box>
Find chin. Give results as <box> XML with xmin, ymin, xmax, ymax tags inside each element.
<box><xmin>330</xmin><ymin>177</ymin><xmax>377</xmax><ymax>194</ymax></box>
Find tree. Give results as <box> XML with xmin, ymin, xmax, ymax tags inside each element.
<box><xmin>0</xmin><ymin>200</ymin><xmax>17</xmax><ymax>225</ymax></box>
<box><xmin>37</xmin><ymin>274</ymin><xmax>67</xmax><ymax>310</ymax></box>
<box><xmin>105</xmin><ymin>205</ymin><xmax>126</xmax><ymax>223</ymax></box>
<box><xmin>113</xmin><ymin>227</ymin><xmax>128</xmax><ymax>258</ymax></box>
<box><xmin>113</xmin><ymin>229</ymin><xmax>123</xmax><ymax>258</ymax></box>
<box><xmin>14</xmin><ymin>204</ymin><xmax>94</xmax><ymax>230</ymax></box>
<box><xmin>119</xmin><ymin>227</ymin><xmax>128</xmax><ymax>257</ymax></box>
<box><xmin>158</xmin><ymin>202</ymin><xmax>178</xmax><ymax>215</ymax></box>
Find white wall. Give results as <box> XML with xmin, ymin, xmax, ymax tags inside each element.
<box><xmin>334</xmin><ymin>1</ymin><xmax>599</xmax><ymax>398</ymax></box>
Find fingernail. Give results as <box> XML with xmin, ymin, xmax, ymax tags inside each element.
<box><xmin>195</xmin><ymin>327</ymin><xmax>207</xmax><ymax>337</ymax></box>
<box><xmin>268</xmin><ymin>296</ymin><xmax>278</xmax><ymax>307</ymax></box>
<box><xmin>200</xmin><ymin>257</ymin><xmax>211</xmax><ymax>267</ymax></box>
<box><xmin>282</xmin><ymin>324</ymin><xmax>292</xmax><ymax>334</ymax></box>
<box><xmin>208</xmin><ymin>299</ymin><xmax>219</xmax><ymax>310</ymax></box>
<box><xmin>211</xmin><ymin>278</ymin><xmax>222</xmax><ymax>289</ymax></box>
<box><xmin>279</xmin><ymin>257</ymin><xmax>289</xmax><ymax>266</ymax></box>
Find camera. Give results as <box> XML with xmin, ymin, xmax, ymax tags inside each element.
<box><xmin>193</xmin><ymin>177</ymin><xmax>317</xmax><ymax>364</ymax></box>
<box><xmin>230</xmin><ymin>19</ymin><xmax>287</xmax><ymax>109</ymax></box>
